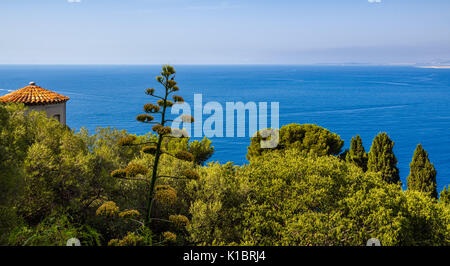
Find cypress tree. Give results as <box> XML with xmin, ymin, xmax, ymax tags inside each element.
<box><xmin>367</xmin><ymin>132</ymin><xmax>400</xmax><ymax>184</ymax></box>
<box><xmin>407</xmin><ymin>144</ymin><xmax>437</xmax><ymax>199</ymax></box>
<box><xmin>346</xmin><ymin>135</ymin><xmax>368</xmax><ymax>171</ymax></box>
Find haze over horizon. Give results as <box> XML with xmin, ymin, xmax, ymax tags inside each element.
<box><xmin>1</xmin><ymin>0</ymin><xmax>449</xmax><ymax>65</ymax></box>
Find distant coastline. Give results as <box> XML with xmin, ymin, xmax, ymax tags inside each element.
<box><xmin>418</xmin><ymin>66</ymin><xmax>450</xmax><ymax>69</ymax></box>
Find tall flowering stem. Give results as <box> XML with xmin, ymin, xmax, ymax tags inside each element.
<box><xmin>146</xmin><ymin>67</ymin><xmax>172</xmax><ymax>225</ymax></box>
<box><xmin>115</xmin><ymin>65</ymin><xmax>196</xmax><ymax>228</ymax></box>
<box><xmin>144</xmin><ymin>65</ymin><xmax>193</xmax><ymax>226</ymax></box>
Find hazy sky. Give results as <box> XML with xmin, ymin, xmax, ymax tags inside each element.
<box><xmin>1</xmin><ymin>0</ymin><xmax>449</xmax><ymax>64</ymax></box>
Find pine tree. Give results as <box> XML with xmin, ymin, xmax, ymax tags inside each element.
<box><xmin>247</xmin><ymin>123</ymin><xmax>343</xmax><ymax>160</ymax></box>
<box><xmin>367</xmin><ymin>132</ymin><xmax>400</xmax><ymax>184</ymax></box>
<box><xmin>407</xmin><ymin>144</ymin><xmax>437</xmax><ymax>199</ymax></box>
<box><xmin>346</xmin><ymin>135</ymin><xmax>368</xmax><ymax>171</ymax></box>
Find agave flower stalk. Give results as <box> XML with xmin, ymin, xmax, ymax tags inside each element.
<box><xmin>114</xmin><ymin>65</ymin><xmax>196</xmax><ymax>227</ymax></box>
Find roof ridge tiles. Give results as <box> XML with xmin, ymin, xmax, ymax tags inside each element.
<box><xmin>0</xmin><ymin>84</ymin><xmax>70</xmax><ymax>105</ymax></box>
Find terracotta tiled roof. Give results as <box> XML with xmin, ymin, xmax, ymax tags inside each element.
<box><xmin>0</xmin><ymin>82</ymin><xmax>69</xmax><ymax>105</ymax></box>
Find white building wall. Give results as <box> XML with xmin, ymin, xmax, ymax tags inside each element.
<box><xmin>27</xmin><ymin>102</ymin><xmax>67</xmax><ymax>125</ymax></box>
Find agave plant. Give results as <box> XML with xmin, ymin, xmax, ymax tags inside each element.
<box><xmin>112</xmin><ymin>65</ymin><xmax>196</xmax><ymax>227</ymax></box>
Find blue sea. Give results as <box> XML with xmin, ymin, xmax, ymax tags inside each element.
<box><xmin>1</xmin><ymin>65</ymin><xmax>449</xmax><ymax>192</ymax></box>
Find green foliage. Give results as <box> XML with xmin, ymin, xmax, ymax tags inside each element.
<box><xmin>108</xmin><ymin>232</ymin><xmax>146</xmax><ymax>246</ymax></box>
<box><xmin>238</xmin><ymin>149</ymin><xmax>449</xmax><ymax>246</ymax></box>
<box><xmin>162</xmin><ymin>231</ymin><xmax>177</xmax><ymax>244</ymax></box>
<box><xmin>142</xmin><ymin>145</ymin><xmax>158</xmax><ymax>155</ymax></box>
<box><xmin>175</xmin><ymin>150</ymin><xmax>195</xmax><ymax>162</ymax></box>
<box><xmin>0</xmin><ymin>105</ymin><xmax>121</xmax><ymax>225</ymax></box>
<box><xmin>440</xmin><ymin>186</ymin><xmax>450</xmax><ymax>205</ymax></box>
<box><xmin>0</xmin><ymin>207</ymin><xmax>23</xmax><ymax>245</ymax></box>
<box><xmin>186</xmin><ymin>162</ymin><xmax>248</xmax><ymax>245</ymax></box>
<box><xmin>19</xmin><ymin>125</ymin><xmax>114</xmax><ymax>223</ymax></box>
<box><xmin>125</xmin><ymin>162</ymin><xmax>149</xmax><ymax>177</ymax></box>
<box><xmin>346</xmin><ymin>135</ymin><xmax>368</xmax><ymax>171</ymax></box>
<box><xmin>0</xmin><ymin>104</ymin><xmax>145</xmax><ymax>245</ymax></box>
<box><xmin>0</xmin><ymin>104</ymin><xmax>28</xmax><ymax>208</ymax></box>
<box><xmin>8</xmin><ymin>213</ymin><xmax>101</xmax><ymax>246</ymax></box>
<box><xmin>367</xmin><ymin>132</ymin><xmax>400</xmax><ymax>184</ymax></box>
<box><xmin>96</xmin><ymin>201</ymin><xmax>120</xmax><ymax>217</ymax></box>
<box><xmin>181</xmin><ymin>169</ymin><xmax>200</xmax><ymax>180</ymax></box>
<box><xmin>188</xmin><ymin>137</ymin><xmax>215</xmax><ymax>165</ymax></box>
<box><xmin>0</xmin><ymin>100</ymin><xmax>207</xmax><ymax>246</ymax></box>
<box><xmin>407</xmin><ymin>144</ymin><xmax>438</xmax><ymax>199</ymax></box>
<box><xmin>154</xmin><ymin>185</ymin><xmax>178</xmax><ymax>205</ymax></box>
<box><xmin>247</xmin><ymin>123</ymin><xmax>344</xmax><ymax>160</ymax></box>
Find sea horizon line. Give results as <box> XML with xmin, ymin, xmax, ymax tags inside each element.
<box><xmin>0</xmin><ymin>63</ymin><xmax>444</xmax><ymax>67</ymax></box>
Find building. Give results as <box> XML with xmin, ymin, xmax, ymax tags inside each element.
<box><xmin>0</xmin><ymin>82</ymin><xmax>70</xmax><ymax>124</ymax></box>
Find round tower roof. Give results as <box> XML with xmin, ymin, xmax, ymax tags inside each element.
<box><xmin>0</xmin><ymin>83</ymin><xmax>70</xmax><ymax>105</ymax></box>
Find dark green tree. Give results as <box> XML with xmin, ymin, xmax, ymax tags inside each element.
<box><xmin>407</xmin><ymin>144</ymin><xmax>437</xmax><ymax>198</ymax></box>
<box><xmin>440</xmin><ymin>186</ymin><xmax>450</xmax><ymax>205</ymax></box>
<box><xmin>367</xmin><ymin>132</ymin><xmax>400</xmax><ymax>184</ymax></box>
<box><xmin>247</xmin><ymin>123</ymin><xmax>343</xmax><ymax>160</ymax></box>
<box><xmin>113</xmin><ymin>65</ymin><xmax>198</xmax><ymax>227</ymax></box>
<box><xmin>346</xmin><ymin>135</ymin><xmax>368</xmax><ymax>171</ymax></box>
